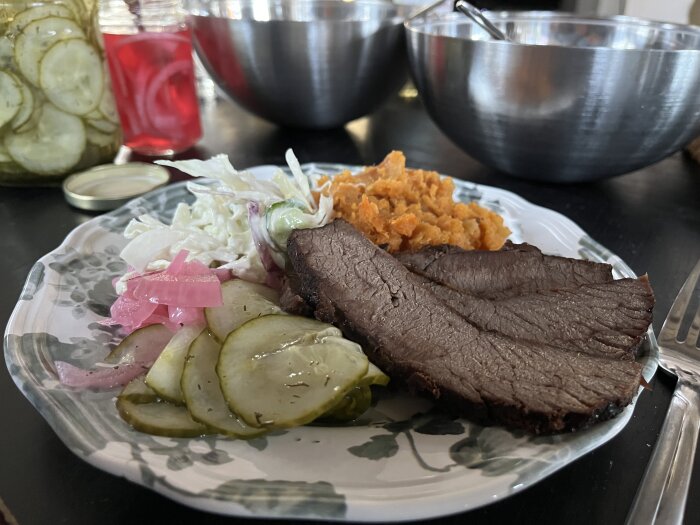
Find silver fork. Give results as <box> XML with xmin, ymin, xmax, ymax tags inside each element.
<box><xmin>626</xmin><ymin>259</ymin><xmax>700</xmax><ymax>525</ymax></box>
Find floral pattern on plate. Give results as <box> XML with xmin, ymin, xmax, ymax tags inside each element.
<box><xmin>4</xmin><ymin>163</ymin><xmax>658</xmax><ymax>522</ymax></box>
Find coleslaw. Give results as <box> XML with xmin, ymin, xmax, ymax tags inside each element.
<box><xmin>118</xmin><ymin>149</ymin><xmax>333</xmax><ymax>287</ymax></box>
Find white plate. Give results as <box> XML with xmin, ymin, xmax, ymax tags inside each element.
<box><xmin>4</xmin><ymin>163</ymin><xmax>658</xmax><ymax>522</ymax></box>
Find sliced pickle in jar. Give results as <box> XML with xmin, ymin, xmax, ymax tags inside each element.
<box><xmin>13</xmin><ymin>98</ymin><xmax>42</xmax><ymax>133</ymax></box>
<box><xmin>205</xmin><ymin>279</ymin><xmax>282</xmax><ymax>342</ymax></box>
<box><xmin>87</xmin><ymin>1</ymin><xmax>104</xmax><ymax>50</ymax></box>
<box><xmin>61</xmin><ymin>0</ymin><xmax>87</xmax><ymax>23</ymax></box>
<box><xmin>10</xmin><ymin>76</ymin><xmax>34</xmax><ymax>130</ymax></box>
<box><xmin>14</xmin><ymin>16</ymin><xmax>85</xmax><ymax>86</ymax></box>
<box><xmin>86</xmin><ymin>117</ymin><xmax>117</xmax><ymax>134</ymax></box>
<box><xmin>182</xmin><ymin>330</ymin><xmax>266</xmax><ymax>439</ymax></box>
<box><xmin>40</xmin><ymin>38</ymin><xmax>103</xmax><ymax>115</ymax></box>
<box><xmin>0</xmin><ymin>2</ymin><xmax>119</xmax><ymax>181</ymax></box>
<box><xmin>0</xmin><ymin>142</ymin><xmax>10</xmax><ymax>162</ymax></box>
<box><xmin>217</xmin><ymin>315</ymin><xmax>369</xmax><ymax>429</ymax></box>
<box><xmin>145</xmin><ymin>325</ymin><xmax>204</xmax><ymax>405</ymax></box>
<box><xmin>98</xmin><ymin>86</ymin><xmax>119</xmax><ymax>123</ymax></box>
<box><xmin>0</xmin><ymin>37</ymin><xmax>13</xmax><ymax>70</ymax></box>
<box><xmin>4</xmin><ymin>103</ymin><xmax>85</xmax><ymax>175</ymax></box>
<box><xmin>0</xmin><ymin>161</ymin><xmax>26</xmax><ymax>178</ymax></box>
<box><xmin>8</xmin><ymin>4</ymin><xmax>76</xmax><ymax>35</ymax></box>
<box><xmin>86</xmin><ymin>126</ymin><xmax>118</xmax><ymax>147</ymax></box>
<box><xmin>0</xmin><ymin>70</ymin><xmax>22</xmax><ymax>128</ymax></box>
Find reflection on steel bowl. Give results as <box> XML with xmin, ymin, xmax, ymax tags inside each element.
<box><xmin>405</xmin><ymin>12</ymin><xmax>700</xmax><ymax>182</ymax></box>
<box><xmin>186</xmin><ymin>0</ymin><xmax>408</xmax><ymax>129</ymax></box>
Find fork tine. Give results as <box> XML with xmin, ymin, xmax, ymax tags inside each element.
<box><xmin>685</xmin><ymin>301</ymin><xmax>700</xmax><ymax>347</ymax></box>
<box><xmin>660</xmin><ymin>258</ymin><xmax>700</xmax><ymax>345</ymax></box>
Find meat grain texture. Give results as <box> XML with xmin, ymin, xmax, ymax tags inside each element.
<box><xmin>285</xmin><ymin>221</ymin><xmax>654</xmax><ymax>435</ymax></box>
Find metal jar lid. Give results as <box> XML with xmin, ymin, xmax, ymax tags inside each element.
<box><xmin>63</xmin><ymin>163</ymin><xmax>170</xmax><ymax>211</ymax></box>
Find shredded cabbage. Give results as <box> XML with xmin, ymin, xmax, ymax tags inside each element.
<box><xmin>118</xmin><ymin>150</ymin><xmax>333</xmax><ymax>284</ymax></box>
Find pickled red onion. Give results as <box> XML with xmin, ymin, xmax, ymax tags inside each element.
<box><xmin>130</xmin><ymin>272</ymin><xmax>221</xmax><ymax>307</ymax></box>
<box><xmin>107</xmin><ymin>249</ymin><xmax>222</xmax><ymax>333</ymax></box>
<box><xmin>107</xmin><ymin>293</ymin><xmax>159</xmax><ymax>330</ymax></box>
<box><xmin>55</xmin><ymin>361</ymin><xmax>153</xmax><ymax>389</ymax></box>
<box><xmin>168</xmin><ymin>305</ymin><xmax>205</xmax><ymax>326</ymax></box>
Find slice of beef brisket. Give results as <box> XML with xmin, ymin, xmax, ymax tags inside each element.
<box><xmin>421</xmin><ymin>277</ymin><xmax>653</xmax><ymax>360</ymax></box>
<box><xmin>395</xmin><ymin>242</ymin><xmax>614</xmax><ymax>299</ymax></box>
<box><xmin>287</xmin><ymin>220</ymin><xmax>648</xmax><ymax>434</ymax></box>
<box><xmin>279</xmin><ymin>271</ymin><xmax>314</xmax><ymax>318</ymax></box>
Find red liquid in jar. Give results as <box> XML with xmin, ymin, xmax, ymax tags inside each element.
<box><xmin>103</xmin><ymin>29</ymin><xmax>202</xmax><ymax>155</ymax></box>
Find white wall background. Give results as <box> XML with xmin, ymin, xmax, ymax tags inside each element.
<box><xmin>624</xmin><ymin>0</ymin><xmax>694</xmax><ymax>24</ymax></box>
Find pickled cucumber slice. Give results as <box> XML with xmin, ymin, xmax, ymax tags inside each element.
<box><xmin>86</xmin><ymin>118</ymin><xmax>117</xmax><ymax>133</ymax></box>
<box><xmin>145</xmin><ymin>325</ymin><xmax>203</xmax><ymax>404</ymax></box>
<box><xmin>218</xmin><ymin>315</ymin><xmax>369</xmax><ymax>429</ymax></box>
<box><xmin>89</xmin><ymin>2</ymin><xmax>104</xmax><ymax>50</ymax></box>
<box><xmin>318</xmin><ymin>385</ymin><xmax>372</xmax><ymax>423</ymax></box>
<box><xmin>15</xmin><ymin>17</ymin><xmax>85</xmax><ymax>86</ymax></box>
<box><xmin>4</xmin><ymin>103</ymin><xmax>85</xmax><ymax>175</ymax></box>
<box><xmin>60</xmin><ymin>0</ymin><xmax>86</xmax><ymax>22</ymax></box>
<box><xmin>317</xmin><ymin>364</ymin><xmax>389</xmax><ymax>423</ymax></box>
<box><xmin>116</xmin><ymin>397</ymin><xmax>210</xmax><ymax>438</ymax></box>
<box><xmin>86</xmin><ymin>126</ymin><xmax>118</xmax><ymax>147</ymax></box>
<box><xmin>40</xmin><ymin>38</ymin><xmax>103</xmax><ymax>115</ymax></box>
<box><xmin>361</xmin><ymin>362</ymin><xmax>390</xmax><ymax>387</ymax></box>
<box><xmin>104</xmin><ymin>324</ymin><xmax>173</xmax><ymax>364</ymax></box>
<box><xmin>0</xmin><ymin>70</ymin><xmax>22</xmax><ymax>129</ymax></box>
<box><xmin>182</xmin><ymin>331</ymin><xmax>266</xmax><ymax>438</ymax></box>
<box><xmin>98</xmin><ymin>84</ymin><xmax>118</xmax><ymax>123</ymax></box>
<box><xmin>0</xmin><ymin>142</ymin><xmax>10</xmax><ymax>162</ymax></box>
<box><xmin>10</xmin><ymin>76</ymin><xmax>34</xmax><ymax>130</ymax></box>
<box><xmin>119</xmin><ymin>375</ymin><xmax>159</xmax><ymax>404</ymax></box>
<box><xmin>205</xmin><ymin>279</ymin><xmax>282</xmax><ymax>341</ymax></box>
<box><xmin>13</xmin><ymin>99</ymin><xmax>41</xmax><ymax>133</ymax></box>
<box><xmin>0</xmin><ymin>161</ymin><xmax>26</xmax><ymax>177</ymax></box>
<box><xmin>0</xmin><ymin>37</ymin><xmax>13</xmax><ymax>70</ymax></box>
<box><xmin>8</xmin><ymin>5</ymin><xmax>75</xmax><ymax>35</ymax></box>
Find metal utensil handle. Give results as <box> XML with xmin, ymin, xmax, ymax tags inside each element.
<box><xmin>625</xmin><ymin>380</ymin><xmax>700</xmax><ymax>525</ymax></box>
<box><xmin>406</xmin><ymin>0</ymin><xmax>447</xmax><ymax>21</ymax></box>
<box><xmin>454</xmin><ymin>0</ymin><xmax>508</xmax><ymax>41</ymax></box>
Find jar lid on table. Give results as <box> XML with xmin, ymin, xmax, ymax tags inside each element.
<box><xmin>62</xmin><ymin>163</ymin><xmax>170</xmax><ymax>211</ymax></box>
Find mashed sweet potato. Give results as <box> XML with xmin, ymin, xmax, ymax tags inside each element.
<box><xmin>320</xmin><ymin>151</ymin><xmax>510</xmax><ymax>253</ymax></box>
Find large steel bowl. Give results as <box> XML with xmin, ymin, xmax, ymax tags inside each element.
<box><xmin>186</xmin><ymin>0</ymin><xmax>407</xmax><ymax>129</ymax></box>
<box><xmin>405</xmin><ymin>12</ymin><xmax>700</xmax><ymax>182</ymax></box>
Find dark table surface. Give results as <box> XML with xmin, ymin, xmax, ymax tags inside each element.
<box><xmin>2</xmin><ymin>94</ymin><xmax>699</xmax><ymax>525</ymax></box>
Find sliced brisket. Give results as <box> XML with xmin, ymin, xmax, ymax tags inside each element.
<box><xmin>279</xmin><ymin>272</ymin><xmax>313</xmax><ymax>318</ymax></box>
<box><xmin>395</xmin><ymin>242</ymin><xmax>614</xmax><ymax>299</ymax></box>
<box><xmin>287</xmin><ymin>220</ymin><xmax>650</xmax><ymax>434</ymax></box>
<box><xmin>422</xmin><ymin>277</ymin><xmax>653</xmax><ymax>360</ymax></box>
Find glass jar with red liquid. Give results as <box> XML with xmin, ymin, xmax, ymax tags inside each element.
<box><xmin>99</xmin><ymin>0</ymin><xmax>202</xmax><ymax>155</ymax></box>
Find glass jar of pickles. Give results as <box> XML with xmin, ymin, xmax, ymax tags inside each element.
<box><xmin>0</xmin><ymin>0</ymin><xmax>121</xmax><ymax>185</ymax></box>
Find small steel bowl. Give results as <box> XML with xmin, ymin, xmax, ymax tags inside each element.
<box><xmin>405</xmin><ymin>12</ymin><xmax>700</xmax><ymax>182</ymax></box>
<box><xmin>187</xmin><ymin>0</ymin><xmax>408</xmax><ymax>129</ymax></box>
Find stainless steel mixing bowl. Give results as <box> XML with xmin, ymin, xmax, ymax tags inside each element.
<box><xmin>406</xmin><ymin>12</ymin><xmax>700</xmax><ymax>182</ymax></box>
<box><xmin>186</xmin><ymin>0</ymin><xmax>407</xmax><ymax>129</ymax></box>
